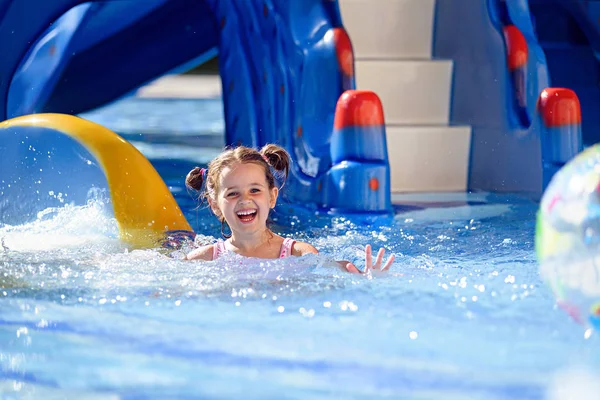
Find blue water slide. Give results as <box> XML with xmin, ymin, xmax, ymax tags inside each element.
<box><xmin>7</xmin><ymin>3</ymin><xmax>92</xmax><ymax>118</ymax></box>
<box><xmin>0</xmin><ymin>0</ymin><xmax>392</xmax><ymax>231</ymax></box>
<box><xmin>203</xmin><ymin>0</ymin><xmax>389</xmax><ymax>212</ymax></box>
<box><xmin>4</xmin><ymin>0</ymin><xmax>219</xmax><ymax>118</ymax></box>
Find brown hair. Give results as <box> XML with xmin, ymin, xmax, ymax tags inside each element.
<box><xmin>185</xmin><ymin>144</ymin><xmax>291</xmax><ymax>211</ymax></box>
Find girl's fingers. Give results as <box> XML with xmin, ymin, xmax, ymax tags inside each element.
<box><xmin>365</xmin><ymin>244</ymin><xmax>373</xmax><ymax>270</ymax></box>
<box><xmin>374</xmin><ymin>248</ymin><xmax>385</xmax><ymax>269</ymax></box>
<box><xmin>347</xmin><ymin>245</ymin><xmax>393</xmax><ymax>274</ymax></box>
<box><xmin>382</xmin><ymin>254</ymin><xmax>395</xmax><ymax>271</ymax></box>
<box><xmin>345</xmin><ymin>262</ymin><xmax>362</xmax><ymax>274</ymax></box>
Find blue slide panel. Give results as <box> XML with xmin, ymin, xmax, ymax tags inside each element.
<box><xmin>43</xmin><ymin>0</ymin><xmax>219</xmax><ymax>116</ymax></box>
<box><xmin>7</xmin><ymin>3</ymin><xmax>92</xmax><ymax>118</ymax></box>
<box><xmin>7</xmin><ymin>0</ymin><xmax>170</xmax><ymax>118</ymax></box>
<box><xmin>0</xmin><ymin>0</ymin><xmax>93</xmax><ymax>121</ymax></box>
<box><xmin>433</xmin><ymin>0</ymin><xmax>548</xmax><ymax>195</ymax></box>
<box><xmin>433</xmin><ymin>0</ymin><xmax>595</xmax><ymax>195</ymax></box>
<box><xmin>4</xmin><ymin>0</ymin><xmax>219</xmax><ymax>118</ymax></box>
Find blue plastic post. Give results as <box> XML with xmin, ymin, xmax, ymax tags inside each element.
<box><xmin>324</xmin><ymin>90</ymin><xmax>391</xmax><ymax>213</ymax></box>
<box><xmin>538</xmin><ymin>88</ymin><xmax>583</xmax><ymax>189</ymax></box>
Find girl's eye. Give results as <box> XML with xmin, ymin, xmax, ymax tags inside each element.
<box><xmin>250</xmin><ymin>188</ymin><xmax>261</xmax><ymax>193</ymax></box>
<box><xmin>227</xmin><ymin>192</ymin><xmax>238</xmax><ymax>197</ymax></box>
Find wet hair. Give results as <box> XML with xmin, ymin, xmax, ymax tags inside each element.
<box><xmin>185</xmin><ymin>144</ymin><xmax>291</xmax><ymax>215</ymax></box>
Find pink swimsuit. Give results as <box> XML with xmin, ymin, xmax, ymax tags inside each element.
<box><xmin>212</xmin><ymin>238</ymin><xmax>296</xmax><ymax>260</ymax></box>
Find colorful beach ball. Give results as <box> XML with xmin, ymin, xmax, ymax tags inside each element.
<box><xmin>536</xmin><ymin>145</ymin><xmax>600</xmax><ymax>329</ymax></box>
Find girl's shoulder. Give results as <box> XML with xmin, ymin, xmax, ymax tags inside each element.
<box><xmin>185</xmin><ymin>244</ymin><xmax>215</xmax><ymax>261</ymax></box>
<box><xmin>291</xmin><ymin>240</ymin><xmax>319</xmax><ymax>256</ymax></box>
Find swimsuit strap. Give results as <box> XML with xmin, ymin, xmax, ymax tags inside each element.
<box><xmin>213</xmin><ymin>238</ymin><xmax>295</xmax><ymax>260</ymax></box>
<box><xmin>212</xmin><ymin>239</ymin><xmax>227</xmax><ymax>260</ymax></box>
<box><xmin>279</xmin><ymin>238</ymin><xmax>296</xmax><ymax>258</ymax></box>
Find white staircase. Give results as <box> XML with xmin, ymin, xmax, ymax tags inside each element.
<box><xmin>339</xmin><ymin>0</ymin><xmax>472</xmax><ymax>193</ymax></box>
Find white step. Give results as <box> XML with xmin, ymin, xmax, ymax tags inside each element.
<box><xmin>386</xmin><ymin>126</ymin><xmax>472</xmax><ymax>192</ymax></box>
<box><xmin>339</xmin><ymin>0</ymin><xmax>435</xmax><ymax>59</ymax></box>
<box><xmin>136</xmin><ymin>75</ymin><xmax>222</xmax><ymax>99</ymax></box>
<box><xmin>355</xmin><ymin>60</ymin><xmax>453</xmax><ymax>125</ymax></box>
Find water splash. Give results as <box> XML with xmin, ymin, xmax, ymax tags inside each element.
<box><xmin>0</xmin><ymin>188</ymin><xmax>119</xmax><ymax>253</ymax></box>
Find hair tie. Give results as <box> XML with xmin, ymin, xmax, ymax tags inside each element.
<box><xmin>200</xmin><ymin>167</ymin><xmax>207</xmax><ymax>178</ymax></box>
<box><xmin>261</xmin><ymin>155</ymin><xmax>269</xmax><ymax>164</ymax></box>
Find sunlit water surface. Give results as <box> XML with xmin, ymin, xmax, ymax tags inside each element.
<box><xmin>1</xmin><ymin>97</ymin><xmax>599</xmax><ymax>400</ymax></box>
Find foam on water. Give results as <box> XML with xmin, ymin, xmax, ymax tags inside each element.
<box><xmin>0</xmin><ymin>189</ymin><xmax>120</xmax><ymax>253</ymax></box>
<box><xmin>0</xmin><ymin>195</ymin><xmax>348</xmax><ymax>299</ymax></box>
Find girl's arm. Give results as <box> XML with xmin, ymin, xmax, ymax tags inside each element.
<box><xmin>185</xmin><ymin>244</ymin><xmax>214</xmax><ymax>261</ymax></box>
<box><xmin>292</xmin><ymin>242</ymin><xmax>394</xmax><ymax>274</ymax></box>
<box><xmin>291</xmin><ymin>241</ymin><xmax>319</xmax><ymax>256</ymax></box>
<box><xmin>339</xmin><ymin>244</ymin><xmax>395</xmax><ymax>274</ymax></box>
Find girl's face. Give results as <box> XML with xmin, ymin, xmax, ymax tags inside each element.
<box><xmin>213</xmin><ymin>162</ymin><xmax>278</xmax><ymax>236</ymax></box>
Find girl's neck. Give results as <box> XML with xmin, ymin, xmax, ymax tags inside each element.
<box><xmin>228</xmin><ymin>229</ymin><xmax>274</xmax><ymax>252</ymax></box>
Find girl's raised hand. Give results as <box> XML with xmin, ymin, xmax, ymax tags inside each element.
<box><xmin>343</xmin><ymin>244</ymin><xmax>395</xmax><ymax>274</ymax></box>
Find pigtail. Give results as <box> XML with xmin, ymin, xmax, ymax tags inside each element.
<box><xmin>260</xmin><ymin>144</ymin><xmax>290</xmax><ymax>182</ymax></box>
<box><xmin>185</xmin><ymin>167</ymin><xmax>206</xmax><ymax>192</ymax></box>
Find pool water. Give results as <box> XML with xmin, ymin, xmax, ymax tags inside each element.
<box><xmin>1</xmin><ymin>96</ymin><xmax>599</xmax><ymax>399</ymax></box>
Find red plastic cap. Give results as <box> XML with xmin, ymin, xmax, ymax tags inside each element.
<box><xmin>538</xmin><ymin>88</ymin><xmax>582</xmax><ymax>127</ymax></box>
<box><xmin>333</xmin><ymin>28</ymin><xmax>354</xmax><ymax>77</ymax></box>
<box><xmin>503</xmin><ymin>25</ymin><xmax>528</xmax><ymax>71</ymax></box>
<box><xmin>334</xmin><ymin>90</ymin><xmax>385</xmax><ymax>129</ymax></box>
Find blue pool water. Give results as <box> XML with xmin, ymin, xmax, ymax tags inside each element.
<box><xmin>1</xmin><ymin>96</ymin><xmax>600</xmax><ymax>399</ymax></box>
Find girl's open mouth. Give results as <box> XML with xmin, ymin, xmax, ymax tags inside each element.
<box><xmin>236</xmin><ymin>209</ymin><xmax>257</xmax><ymax>223</ymax></box>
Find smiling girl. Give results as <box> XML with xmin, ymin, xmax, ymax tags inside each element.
<box><xmin>184</xmin><ymin>144</ymin><xmax>394</xmax><ymax>273</ymax></box>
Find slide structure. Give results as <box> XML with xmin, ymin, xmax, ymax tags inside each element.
<box><xmin>0</xmin><ymin>0</ymin><xmax>391</xmax><ymax>246</ymax></box>
<box><xmin>433</xmin><ymin>0</ymin><xmax>595</xmax><ymax>194</ymax></box>
<box><xmin>4</xmin><ymin>0</ymin><xmax>599</xmax><ymax>246</ymax></box>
